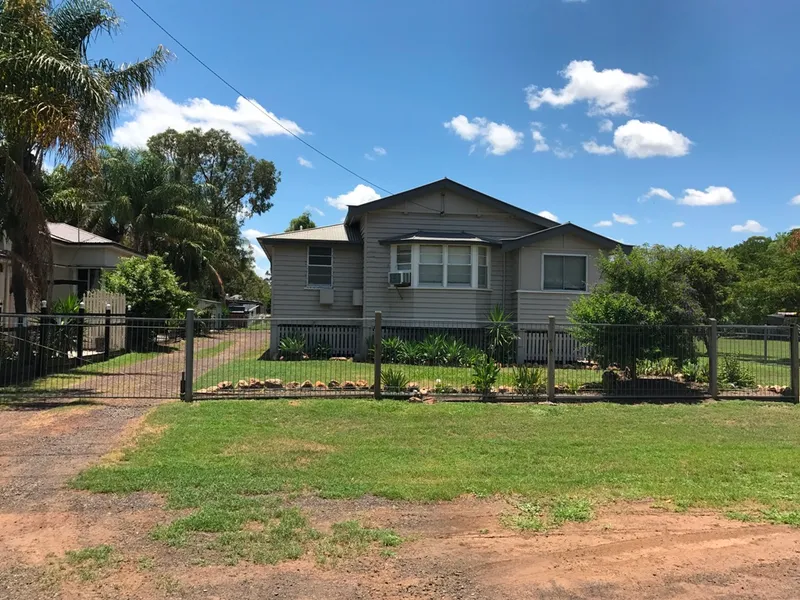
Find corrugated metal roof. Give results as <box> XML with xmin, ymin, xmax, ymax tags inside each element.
<box><xmin>258</xmin><ymin>224</ymin><xmax>361</xmax><ymax>244</ymax></box>
<box><xmin>379</xmin><ymin>231</ymin><xmax>502</xmax><ymax>245</ymax></box>
<box><xmin>47</xmin><ymin>222</ymin><xmax>115</xmax><ymax>245</ymax></box>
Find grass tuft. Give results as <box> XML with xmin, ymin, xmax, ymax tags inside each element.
<box><xmin>316</xmin><ymin>521</ymin><xmax>402</xmax><ymax>565</ymax></box>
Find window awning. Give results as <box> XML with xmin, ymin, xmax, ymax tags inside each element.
<box><xmin>378</xmin><ymin>231</ymin><xmax>502</xmax><ymax>246</ymax></box>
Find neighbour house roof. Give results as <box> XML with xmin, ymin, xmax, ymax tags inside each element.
<box><xmin>257</xmin><ymin>224</ymin><xmax>362</xmax><ymax>259</ymax></box>
<box><xmin>344</xmin><ymin>178</ymin><xmax>560</xmax><ymax>229</ymax></box>
<box><xmin>47</xmin><ymin>222</ymin><xmax>139</xmax><ymax>254</ymax></box>
<box><xmin>500</xmin><ymin>222</ymin><xmax>633</xmax><ymax>253</ymax></box>
<box><xmin>378</xmin><ymin>231</ymin><xmax>502</xmax><ymax>246</ymax></box>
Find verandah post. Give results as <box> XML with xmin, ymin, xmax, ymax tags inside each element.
<box><xmin>709</xmin><ymin>318</ymin><xmax>719</xmax><ymax>400</ymax></box>
<box><xmin>184</xmin><ymin>308</ymin><xmax>195</xmax><ymax>402</ymax></box>
<box><xmin>373</xmin><ymin>311</ymin><xmax>382</xmax><ymax>400</ymax></box>
<box><xmin>547</xmin><ymin>315</ymin><xmax>555</xmax><ymax>401</ymax></box>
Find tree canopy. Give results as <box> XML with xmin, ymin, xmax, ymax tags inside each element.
<box><xmin>286</xmin><ymin>211</ymin><xmax>316</xmax><ymax>232</ymax></box>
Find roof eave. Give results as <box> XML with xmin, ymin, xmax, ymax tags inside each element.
<box><xmin>501</xmin><ymin>223</ymin><xmax>634</xmax><ymax>253</ymax></box>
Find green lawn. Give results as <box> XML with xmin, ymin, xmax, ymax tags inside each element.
<box><xmin>77</xmin><ymin>400</ymin><xmax>800</xmax><ymax>508</ymax></box>
<box><xmin>194</xmin><ymin>356</ymin><xmax>599</xmax><ymax>392</ymax></box>
<box><xmin>74</xmin><ymin>400</ymin><xmax>800</xmax><ymax>563</ymax></box>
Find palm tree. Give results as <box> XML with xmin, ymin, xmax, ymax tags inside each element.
<box><xmin>0</xmin><ymin>0</ymin><xmax>169</xmax><ymax>312</ymax></box>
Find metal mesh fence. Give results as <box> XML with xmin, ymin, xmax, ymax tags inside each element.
<box><xmin>0</xmin><ymin>313</ymin><xmax>185</xmax><ymax>400</ymax></box>
<box><xmin>2</xmin><ymin>310</ymin><xmax>797</xmax><ymax>403</ymax></box>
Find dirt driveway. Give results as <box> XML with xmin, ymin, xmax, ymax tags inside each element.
<box><xmin>0</xmin><ymin>335</ymin><xmax>798</xmax><ymax>599</ymax></box>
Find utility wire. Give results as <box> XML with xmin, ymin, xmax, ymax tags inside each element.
<box><xmin>127</xmin><ymin>0</ymin><xmax>394</xmax><ymax>196</ymax></box>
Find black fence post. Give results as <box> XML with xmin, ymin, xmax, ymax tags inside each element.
<box><xmin>373</xmin><ymin>311</ymin><xmax>382</xmax><ymax>400</ymax></box>
<box><xmin>103</xmin><ymin>303</ymin><xmax>111</xmax><ymax>361</ymax></box>
<box><xmin>709</xmin><ymin>319</ymin><xmax>719</xmax><ymax>399</ymax></box>
<box><xmin>547</xmin><ymin>316</ymin><xmax>556</xmax><ymax>401</ymax></box>
<box><xmin>38</xmin><ymin>300</ymin><xmax>48</xmax><ymax>375</ymax></box>
<box><xmin>790</xmin><ymin>323</ymin><xmax>799</xmax><ymax>405</ymax></box>
<box><xmin>77</xmin><ymin>301</ymin><xmax>85</xmax><ymax>361</ymax></box>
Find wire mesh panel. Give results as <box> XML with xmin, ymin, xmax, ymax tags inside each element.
<box><xmin>193</xmin><ymin>317</ymin><xmax>375</xmax><ymax>398</ymax></box>
<box><xmin>716</xmin><ymin>325</ymin><xmax>792</xmax><ymax>399</ymax></box>
<box><xmin>0</xmin><ymin>313</ymin><xmax>185</xmax><ymax>400</ymax></box>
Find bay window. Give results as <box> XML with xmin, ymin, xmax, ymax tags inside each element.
<box><xmin>390</xmin><ymin>244</ymin><xmax>491</xmax><ymax>289</ymax></box>
<box><xmin>542</xmin><ymin>254</ymin><xmax>587</xmax><ymax>292</ymax></box>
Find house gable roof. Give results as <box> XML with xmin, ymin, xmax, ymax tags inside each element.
<box><xmin>344</xmin><ymin>178</ymin><xmax>559</xmax><ymax>229</ymax></box>
<box><xmin>257</xmin><ymin>223</ymin><xmax>362</xmax><ymax>245</ymax></box>
<box><xmin>501</xmin><ymin>223</ymin><xmax>633</xmax><ymax>253</ymax></box>
<box><xmin>47</xmin><ymin>222</ymin><xmax>140</xmax><ymax>255</ymax></box>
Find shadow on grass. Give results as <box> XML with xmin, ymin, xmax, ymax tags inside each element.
<box><xmin>0</xmin><ymin>397</ymin><xmax>104</xmax><ymax>411</ymax></box>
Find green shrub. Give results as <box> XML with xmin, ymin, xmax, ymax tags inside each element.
<box><xmin>311</xmin><ymin>340</ymin><xmax>332</xmax><ymax>360</ymax></box>
<box><xmin>381</xmin><ymin>367</ymin><xmax>410</xmax><ymax>393</ymax></box>
<box><xmin>511</xmin><ymin>365</ymin><xmax>545</xmax><ymax>396</ymax></box>
<box><xmin>720</xmin><ymin>355</ymin><xmax>756</xmax><ymax>388</ymax></box>
<box><xmin>472</xmin><ymin>354</ymin><xmax>501</xmax><ymax>397</ymax></box>
<box><xmin>637</xmin><ymin>357</ymin><xmax>678</xmax><ymax>377</ymax></box>
<box><xmin>486</xmin><ymin>306</ymin><xmax>516</xmax><ymax>364</ymax></box>
<box><xmin>279</xmin><ymin>335</ymin><xmax>306</xmax><ymax>361</ymax></box>
<box><xmin>400</xmin><ymin>340</ymin><xmax>424</xmax><ymax>365</ymax></box>
<box><xmin>681</xmin><ymin>361</ymin><xmax>708</xmax><ymax>383</ymax></box>
<box><xmin>419</xmin><ymin>334</ymin><xmax>448</xmax><ymax>365</ymax></box>
<box><xmin>102</xmin><ymin>255</ymin><xmax>193</xmax><ymax>319</ymax></box>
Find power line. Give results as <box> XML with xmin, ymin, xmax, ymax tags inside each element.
<box><xmin>126</xmin><ymin>0</ymin><xmax>394</xmax><ymax>196</ymax></box>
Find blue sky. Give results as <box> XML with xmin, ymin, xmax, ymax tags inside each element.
<box><xmin>93</xmin><ymin>0</ymin><xmax>800</xmax><ymax>276</ymax></box>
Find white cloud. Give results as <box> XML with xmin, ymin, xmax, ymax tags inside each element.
<box><xmin>552</xmin><ymin>144</ymin><xmax>575</xmax><ymax>159</ymax></box>
<box><xmin>639</xmin><ymin>187</ymin><xmax>674</xmax><ymax>202</ymax></box>
<box><xmin>731</xmin><ymin>220</ymin><xmax>766</xmax><ymax>233</ymax></box>
<box><xmin>325</xmin><ymin>184</ymin><xmax>381</xmax><ymax>211</ymax></box>
<box><xmin>582</xmin><ymin>140</ymin><xmax>616</xmax><ymax>155</ymax></box>
<box><xmin>560</xmin><ymin>123</ymin><xmax>570</xmax><ymax>131</ymax></box>
<box><xmin>112</xmin><ymin>89</ymin><xmax>304</xmax><ymax>147</ymax></box>
<box><xmin>531</xmin><ymin>129</ymin><xmax>549</xmax><ymax>152</ymax></box>
<box><xmin>304</xmin><ymin>205</ymin><xmax>325</xmax><ymax>217</ymax></box>
<box><xmin>253</xmin><ymin>263</ymin><xmax>267</xmax><ymax>278</ymax></box>
<box><xmin>613</xmin><ymin>120</ymin><xmax>692</xmax><ymax>158</ymax></box>
<box><xmin>538</xmin><ymin>210</ymin><xmax>559</xmax><ymax>221</ymax></box>
<box><xmin>525</xmin><ymin>60</ymin><xmax>651</xmax><ymax>116</ymax></box>
<box><xmin>444</xmin><ymin>115</ymin><xmax>524</xmax><ymax>156</ymax></box>
<box><xmin>364</xmin><ymin>153</ymin><xmax>375</xmax><ymax>161</ymax></box>
<box><xmin>594</xmin><ymin>220</ymin><xmax>613</xmax><ymax>227</ymax></box>
<box><xmin>672</xmin><ymin>221</ymin><xmax>685</xmax><ymax>228</ymax></box>
<box><xmin>678</xmin><ymin>186</ymin><xmax>737</xmax><ymax>206</ymax></box>
<box><xmin>530</xmin><ymin>121</ymin><xmax>544</xmax><ymax>129</ymax></box>
<box><xmin>373</xmin><ymin>146</ymin><xmax>387</xmax><ymax>156</ymax></box>
<box><xmin>563</xmin><ymin>0</ymin><xmax>588</xmax><ymax>3</ymax></box>
<box><xmin>790</xmin><ymin>195</ymin><xmax>800</xmax><ymax>205</ymax></box>
<box><xmin>598</xmin><ymin>119</ymin><xmax>613</xmax><ymax>133</ymax></box>
<box><xmin>242</xmin><ymin>228</ymin><xmax>268</xmax><ymax>260</ymax></box>
<box><xmin>297</xmin><ymin>156</ymin><xmax>313</xmax><ymax>168</ymax></box>
<box><xmin>613</xmin><ymin>213</ymin><xmax>637</xmax><ymax>225</ymax></box>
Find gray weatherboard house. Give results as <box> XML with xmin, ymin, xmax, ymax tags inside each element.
<box><xmin>258</xmin><ymin>179</ymin><xmax>631</xmax><ymax>359</ymax></box>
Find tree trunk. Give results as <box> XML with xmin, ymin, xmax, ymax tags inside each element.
<box><xmin>10</xmin><ymin>252</ymin><xmax>27</xmax><ymax>314</ymax></box>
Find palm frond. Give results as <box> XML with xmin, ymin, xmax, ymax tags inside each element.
<box><xmin>49</xmin><ymin>0</ymin><xmax>119</xmax><ymax>59</ymax></box>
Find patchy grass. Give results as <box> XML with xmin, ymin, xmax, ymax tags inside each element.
<box><xmin>316</xmin><ymin>521</ymin><xmax>402</xmax><ymax>565</ymax></box>
<box><xmin>64</xmin><ymin>545</ymin><xmax>117</xmax><ymax>581</ymax></box>
<box><xmin>30</xmin><ymin>351</ymin><xmax>162</xmax><ymax>391</ymax></box>
<box><xmin>727</xmin><ymin>509</ymin><xmax>800</xmax><ymax>527</ymax></box>
<box><xmin>195</xmin><ymin>339</ymin><xmax>234</xmax><ymax>360</ymax></box>
<box><xmin>501</xmin><ymin>497</ymin><xmax>594</xmax><ymax>532</ymax></box>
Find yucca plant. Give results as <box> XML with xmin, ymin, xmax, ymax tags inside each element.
<box><xmin>400</xmin><ymin>340</ymin><xmax>424</xmax><ymax>365</ymax></box>
<box><xmin>279</xmin><ymin>334</ymin><xmax>306</xmax><ymax>361</ymax></box>
<box><xmin>381</xmin><ymin>367</ymin><xmax>410</xmax><ymax>394</ymax></box>
<box><xmin>381</xmin><ymin>337</ymin><xmax>405</xmax><ymax>364</ymax></box>
<box><xmin>472</xmin><ymin>353</ymin><xmax>501</xmax><ymax>399</ymax></box>
<box><xmin>511</xmin><ymin>365</ymin><xmax>545</xmax><ymax>396</ymax></box>
<box><xmin>486</xmin><ymin>306</ymin><xmax>516</xmax><ymax>364</ymax></box>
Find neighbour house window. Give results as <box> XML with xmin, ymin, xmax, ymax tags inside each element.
<box><xmin>543</xmin><ymin>254</ymin><xmax>587</xmax><ymax>291</ymax></box>
<box><xmin>390</xmin><ymin>244</ymin><xmax>491</xmax><ymax>289</ymax></box>
<box><xmin>418</xmin><ymin>245</ymin><xmax>444</xmax><ymax>286</ymax></box>
<box><xmin>307</xmin><ymin>246</ymin><xmax>333</xmax><ymax>287</ymax></box>
<box><xmin>447</xmin><ymin>246</ymin><xmax>472</xmax><ymax>287</ymax></box>
<box><xmin>477</xmin><ymin>247</ymin><xmax>488</xmax><ymax>289</ymax></box>
<box><xmin>395</xmin><ymin>244</ymin><xmax>412</xmax><ymax>272</ymax></box>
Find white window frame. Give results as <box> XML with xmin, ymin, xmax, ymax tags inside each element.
<box><xmin>307</xmin><ymin>246</ymin><xmax>333</xmax><ymax>288</ymax></box>
<box><xmin>541</xmin><ymin>252</ymin><xmax>588</xmax><ymax>293</ymax></box>
<box><xmin>390</xmin><ymin>244</ymin><xmax>491</xmax><ymax>289</ymax></box>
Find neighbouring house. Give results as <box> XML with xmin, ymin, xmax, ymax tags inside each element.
<box><xmin>258</xmin><ymin>178</ymin><xmax>631</xmax><ymax>359</ymax></box>
<box><xmin>0</xmin><ymin>222</ymin><xmax>141</xmax><ymax>312</ymax></box>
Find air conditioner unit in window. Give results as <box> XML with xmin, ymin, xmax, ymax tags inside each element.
<box><xmin>388</xmin><ymin>271</ymin><xmax>411</xmax><ymax>287</ymax></box>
